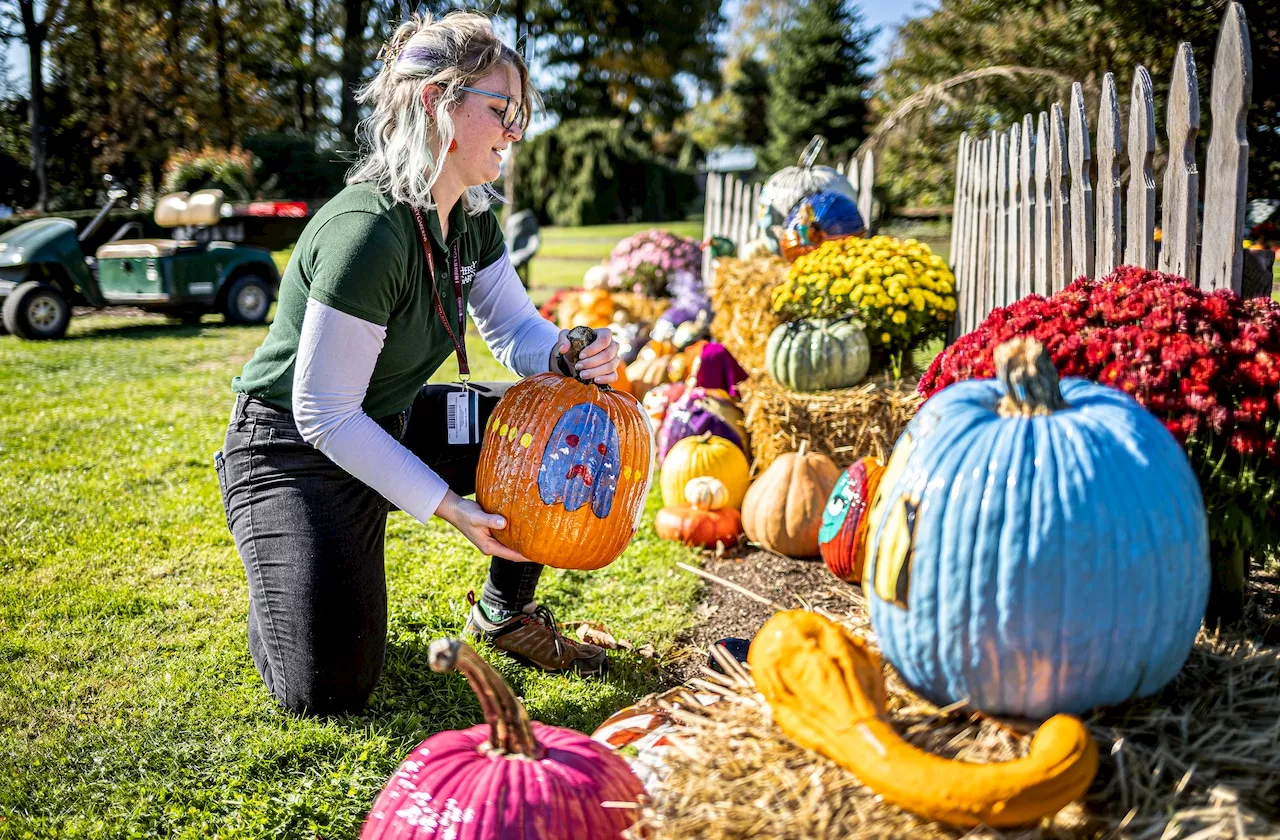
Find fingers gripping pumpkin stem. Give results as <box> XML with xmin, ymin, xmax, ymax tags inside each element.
<box><xmin>428</xmin><ymin>638</ymin><xmax>544</xmax><ymax>760</ymax></box>
<box><xmin>563</xmin><ymin>325</ymin><xmax>612</xmax><ymax>391</ymax></box>
<box><xmin>749</xmin><ymin>611</ymin><xmax>1099</xmax><ymax>828</ymax></box>
<box><xmin>994</xmin><ymin>337</ymin><xmax>1069</xmax><ymax>417</ymax></box>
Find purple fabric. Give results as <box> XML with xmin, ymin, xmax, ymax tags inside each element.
<box><xmin>692</xmin><ymin>343</ymin><xmax>749</xmax><ymax>399</ymax></box>
<box><xmin>658</xmin><ymin>387</ymin><xmax>748</xmax><ymax>462</ymax></box>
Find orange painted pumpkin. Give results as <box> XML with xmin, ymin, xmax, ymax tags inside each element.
<box><xmin>819</xmin><ymin>456</ymin><xmax>886</xmax><ymax>582</ymax></box>
<box><xmin>741</xmin><ymin>441</ymin><xmax>840</xmax><ymax>557</ymax></box>
<box><xmin>655</xmin><ymin>477</ymin><xmax>743</xmax><ymax>547</ymax></box>
<box><xmin>477</xmin><ymin>327</ymin><xmax>655</xmax><ymax>571</ymax></box>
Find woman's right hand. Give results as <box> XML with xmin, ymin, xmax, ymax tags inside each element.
<box><xmin>435</xmin><ymin>491</ymin><xmax>533</xmax><ymax>563</ymax></box>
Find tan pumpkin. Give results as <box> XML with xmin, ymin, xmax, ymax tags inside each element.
<box><xmin>749</xmin><ymin>610</ymin><xmax>1099</xmax><ymax>827</ymax></box>
<box><xmin>741</xmin><ymin>441</ymin><xmax>840</xmax><ymax>557</ymax></box>
<box><xmin>627</xmin><ymin>340</ymin><xmax>679</xmax><ymax>400</ymax></box>
<box><xmin>660</xmin><ymin>432</ymin><xmax>751</xmax><ymax>509</ymax></box>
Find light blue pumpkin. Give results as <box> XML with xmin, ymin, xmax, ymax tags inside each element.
<box><xmin>864</xmin><ymin>341</ymin><xmax>1209</xmax><ymax>718</ymax></box>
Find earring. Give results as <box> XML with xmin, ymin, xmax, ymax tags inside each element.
<box><xmin>448</xmin><ymin>139</ymin><xmax>457</xmax><ymax>153</ymax></box>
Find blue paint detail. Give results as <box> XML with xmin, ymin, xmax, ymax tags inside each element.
<box><xmin>537</xmin><ymin>403</ymin><xmax>621</xmax><ymax>519</ymax></box>
<box><xmin>865</xmin><ymin>376</ymin><xmax>1210</xmax><ymax>717</ymax></box>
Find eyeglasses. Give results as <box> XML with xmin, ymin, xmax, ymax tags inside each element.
<box><xmin>458</xmin><ymin>86</ymin><xmax>527</xmax><ymax>131</ymax></box>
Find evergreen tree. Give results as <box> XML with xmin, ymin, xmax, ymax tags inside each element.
<box><xmin>764</xmin><ymin>0</ymin><xmax>875</xmax><ymax>170</ymax></box>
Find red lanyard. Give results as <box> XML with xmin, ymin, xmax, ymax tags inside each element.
<box><xmin>410</xmin><ymin>206</ymin><xmax>469</xmax><ymax>381</ymax></box>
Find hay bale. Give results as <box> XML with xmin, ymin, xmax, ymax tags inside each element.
<box><xmin>708</xmin><ymin>257</ymin><xmax>788</xmax><ymax>377</ymax></box>
<box><xmin>628</xmin><ymin>584</ymin><xmax>1280</xmax><ymax>839</ymax></box>
<box><xmin>741</xmin><ymin>374</ymin><xmax>923</xmax><ymax>475</ymax></box>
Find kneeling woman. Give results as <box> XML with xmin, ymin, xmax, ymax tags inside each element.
<box><xmin>216</xmin><ymin>12</ymin><xmax>618</xmax><ymax>716</ymax></box>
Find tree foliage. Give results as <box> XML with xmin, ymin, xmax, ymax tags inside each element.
<box><xmin>877</xmin><ymin>0</ymin><xmax>1280</xmax><ymax>209</ymax></box>
<box><xmin>531</xmin><ymin>0</ymin><xmax>725</xmax><ymax>131</ymax></box>
<box><xmin>762</xmin><ymin>0</ymin><xmax>875</xmax><ymax>171</ymax></box>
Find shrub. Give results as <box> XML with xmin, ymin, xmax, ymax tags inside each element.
<box><xmin>162</xmin><ymin>146</ymin><xmax>256</xmax><ymax>199</ymax></box>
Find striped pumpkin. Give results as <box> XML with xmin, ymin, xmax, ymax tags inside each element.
<box><xmin>864</xmin><ymin>338</ymin><xmax>1210</xmax><ymax>717</ymax></box>
<box><xmin>766</xmin><ymin>318</ymin><xmax>870</xmax><ymax>392</ymax></box>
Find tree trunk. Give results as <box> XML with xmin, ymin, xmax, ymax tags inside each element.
<box><xmin>283</xmin><ymin>0</ymin><xmax>308</xmax><ymax>133</ymax></box>
<box><xmin>500</xmin><ymin>0</ymin><xmax>530</xmax><ymax>224</ymax></box>
<box><xmin>19</xmin><ymin>0</ymin><xmax>50</xmax><ymax>211</ymax></box>
<box><xmin>211</xmin><ymin>0</ymin><xmax>233</xmax><ymax>145</ymax></box>
<box><xmin>339</xmin><ymin>0</ymin><xmax>370</xmax><ymax>146</ymax></box>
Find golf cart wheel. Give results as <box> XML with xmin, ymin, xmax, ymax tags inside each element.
<box><xmin>2</xmin><ymin>281</ymin><xmax>71</xmax><ymax>340</ymax></box>
<box><xmin>223</xmin><ymin>274</ymin><xmax>272</xmax><ymax>326</ymax></box>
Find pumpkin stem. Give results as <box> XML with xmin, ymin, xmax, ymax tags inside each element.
<box><xmin>797</xmin><ymin>439</ymin><xmax>809</xmax><ymax>458</ymax></box>
<box><xmin>994</xmin><ymin>338</ymin><xmax>1068</xmax><ymax>417</ymax></box>
<box><xmin>563</xmin><ymin>325</ymin><xmax>613</xmax><ymax>391</ymax></box>
<box><xmin>429</xmin><ymin>638</ymin><xmax>545</xmax><ymax>760</ymax></box>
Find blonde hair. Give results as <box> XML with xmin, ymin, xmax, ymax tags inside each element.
<box><xmin>347</xmin><ymin>11</ymin><xmax>537</xmax><ymax>215</ymax></box>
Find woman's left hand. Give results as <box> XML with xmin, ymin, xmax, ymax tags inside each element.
<box><xmin>557</xmin><ymin>327</ymin><xmax>620</xmax><ymax>384</ymax></box>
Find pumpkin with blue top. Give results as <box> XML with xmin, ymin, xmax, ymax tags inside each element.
<box><xmin>864</xmin><ymin>337</ymin><xmax>1210</xmax><ymax>718</ymax></box>
<box><xmin>476</xmin><ymin>327</ymin><xmax>655</xmax><ymax>570</ymax></box>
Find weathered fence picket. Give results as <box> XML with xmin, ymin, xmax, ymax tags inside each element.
<box><xmin>947</xmin><ymin>1</ymin><xmax>1253</xmax><ymax>338</ymax></box>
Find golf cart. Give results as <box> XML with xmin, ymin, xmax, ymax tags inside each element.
<box><xmin>0</xmin><ymin>183</ymin><xmax>279</xmax><ymax>340</ymax></box>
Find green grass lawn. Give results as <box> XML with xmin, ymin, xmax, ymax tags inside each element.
<box><xmin>0</xmin><ymin>308</ymin><xmax>704</xmax><ymax>837</ymax></box>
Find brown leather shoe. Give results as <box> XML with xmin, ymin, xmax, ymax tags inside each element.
<box><xmin>463</xmin><ymin>593</ymin><xmax>609</xmax><ymax>677</ymax></box>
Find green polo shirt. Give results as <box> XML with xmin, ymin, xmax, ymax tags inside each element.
<box><xmin>232</xmin><ymin>182</ymin><xmax>505</xmax><ymax>419</ymax></box>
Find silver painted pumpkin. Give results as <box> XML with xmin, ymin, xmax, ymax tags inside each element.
<box><xmin>766</xmin><ymin>318</ymin><xmax>871</xmax><ymax>392</ymax></box>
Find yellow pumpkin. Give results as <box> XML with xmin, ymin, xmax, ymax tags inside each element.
<box><xmin>660</xmin><ymin>433</ymin><xmax>750</xmax><ymax>510</ymax></box>
<box><xmin>749</xmin><ymin>610</ymin><xmax>1099</xmax><ymax>827</ymax></box>
<box><xmin>741</xmin><ymin>441</ymin><xmax>840</xmax><ymax>557</ymax></box>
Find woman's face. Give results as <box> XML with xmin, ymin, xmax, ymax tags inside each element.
<box><xmin>447</xmin><ymin>63</ymin><xmax>524</xmax><ymax>187</ymax></box>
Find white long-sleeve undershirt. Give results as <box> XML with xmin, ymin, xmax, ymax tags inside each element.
<box><xmin>291</xmin><ymin>249</ymin><xmax>561</xmax><ymax>523</ymax></box>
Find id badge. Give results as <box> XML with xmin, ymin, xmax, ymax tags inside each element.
<box><xmin>446</xmin><ymin>386</ymin><xmax>481</xmax><ymax>445</ymax></box>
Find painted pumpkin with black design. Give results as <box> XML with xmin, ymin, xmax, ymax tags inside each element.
<box><xmin>864</xmin><ymin>338</ymin><xmax>1210</xmax><ymax>718</ymax></box>
<box><xmin>477</xmin><ymin>327</ymin><xmax>655</xmax><ymax>571</ymax></box>
<box><xmin>819</xmin><ymin>456</ymin><xmax>885</xmax><ymax>583</ymax></box>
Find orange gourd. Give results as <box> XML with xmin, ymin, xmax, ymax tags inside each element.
<box><xmin>476</xmin><ymin>327</ymin><xmax>655</xmax><ymax>571</ymax></box>
<box><xmin>741</xmin><ymin>442</ymin><xmax>840</xmax><ymax>557</ymax></box>
<box><xmin>626</xmin><ymin>340</ymin><xmax>678</xmax><ymax>400</ymax></box>
<box><xmin>749</xmin><ymin>610</ymin><xmax>1099</xmax><ymax>827</ymax></box>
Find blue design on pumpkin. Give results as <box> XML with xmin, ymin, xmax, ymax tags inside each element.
<box><xmin>538</xmin><ymin>403</ymin><xmax>621</xmax><ymax>519</ymax></box>
<box><xmin>784</xmin><ymin>190</ymin><xmax>866</xmax><ymax>243</ymax></box>
<box><xmin>864</xmin><ymin>376</ymin><xmax>1209</xmax><ymax>718</ymax></box>
<box><xmin>819</xmin><ymin>469</ymin><xmax>855</xmax><ymax>545</ymax></box>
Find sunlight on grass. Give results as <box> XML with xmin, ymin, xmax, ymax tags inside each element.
<box><xmin>0</xmin><ymin>304</ymin><xmax>704</xmax><ymax>836</ymax></box>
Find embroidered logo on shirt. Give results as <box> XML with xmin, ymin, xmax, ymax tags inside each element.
<box><xmin>460</xmin><ymin>262</ymin><xmax>477</xmax><ymax>285</ymax></box>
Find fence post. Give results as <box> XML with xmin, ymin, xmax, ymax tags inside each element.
<box><xmin>1200</xmin><ymin>1</ymin><xmax>1252</xmax><ymax>294</ymax></box>
<box><xmin>1125</xmin><ymin>67</ymin><xmax>1156</xmax><ymax>269</ymax></box>
<box><xmin>1006</xmin><ymin>122</ymin><xmax>1021</xmax><ymax>306</ymax></box>
<box><xmin>859</xmin><ymin>151</ymin><xmax>876</xmax><ymax>235</ymax></box>
<box><xmin>1019</xmin><ymin>114</ymin><xmax>1035</xmax><ymax>299</ymax></box>
<box><xmin>1095</xmin><ymin>73</ymin><xmax>1122</xmax><ymax>279</ymax></box>
<box><xmin>1160</xmin><ymin>43</ymin><xmax>1201</xmax><ymax>284</ymax></box>
<box><xmin>1068</xmin><ymin>82</ymin><xmax>1095</xmax><ymax>281</ymax></box>
<box><xmin>1034</xmin><ymin>112</ymin><xmax>1052</xmax><ymax>297</ymax></box>
<box><xmin>951</xmin><ymin>134</ymin><xmax>971</xmax><ymax>276</ymax></box>
<box><xmin>1049</xmin><ymin>104</ymin><xmax>1071</xmax><ymax>293</ymax></box>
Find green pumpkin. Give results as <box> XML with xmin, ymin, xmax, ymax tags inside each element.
<box><xmin>766</xmin><ymin>318</ymin><xmax>871</xmax><ymax>392</ymax></box>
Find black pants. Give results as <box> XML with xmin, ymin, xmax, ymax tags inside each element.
<box><xmin>215</xmin><ymin>384</ymin><xmax>543</xmax><ymax>716</ymax></box>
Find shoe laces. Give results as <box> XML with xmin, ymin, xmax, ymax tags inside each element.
<box><xmin>526</xmin><ymin>603</ymin><xmax>567</xmax><ymax>658</ymax></box>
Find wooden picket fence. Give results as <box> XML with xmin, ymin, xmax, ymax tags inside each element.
<box><xmin>701</xmin><ymin>151</ymin><xmax>877</xmax><ymax>283</ymax></box>
<box><xmin>949</xmin><ymin>2</ymin><xmax>1253</xmax><ymax>338</ymax></box>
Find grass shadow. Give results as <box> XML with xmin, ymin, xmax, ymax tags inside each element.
<box><xmin>61</xmin><ymin>320</ymin><xmax>269</xmax><ymax>343</ymax></box>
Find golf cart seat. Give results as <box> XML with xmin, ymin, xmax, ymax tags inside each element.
<box><xmin>95</xmin><ymin>190</ymin><xmax>227</xmax><ymax>260</ymax></box>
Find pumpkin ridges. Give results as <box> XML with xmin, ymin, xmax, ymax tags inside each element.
<box><xmin>749</xmin><ymin>611</ymin><xmax>1098</xmax><ymax>828</ymax></box>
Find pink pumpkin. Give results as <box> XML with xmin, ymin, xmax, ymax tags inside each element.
<box><xmin>362</xmin><ymin>639</ymin><xmax>644</xmax><ymax>840</ymax></box>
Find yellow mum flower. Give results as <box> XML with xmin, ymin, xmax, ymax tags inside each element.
<box><xmin>892</xmin><ymin>310</ymin><xmax>908</xmax><ymax>325</ymax></box>
<box><xmin>881</xmin><ymin>332</ymin><xmax>892</xmax><ymax>344</ymax></box>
